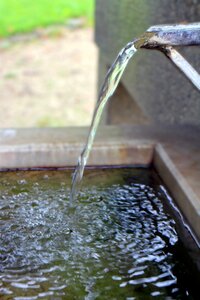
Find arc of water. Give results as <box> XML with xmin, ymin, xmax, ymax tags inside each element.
<box><xmin>70</xmin><ymin>23</ymin><xmax>200</xmax><ymax>204</ymax></box>
<box><xmin>70</xmin><ymin>41</ymin><xmax>139</xmax><ymax>203</ymax></box>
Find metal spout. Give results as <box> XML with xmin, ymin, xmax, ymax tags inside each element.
<box><xmin>146</xmin><ymin>22</ymin><xmax>200</xmax><ymax>48</ymax></box>
<box><xmin>135</xmin><ymin>22</ymin><xmax>200</xmax><ymax>91</ymax></box>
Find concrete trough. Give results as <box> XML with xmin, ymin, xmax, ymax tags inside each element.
<box><xmin>0</xmin><ymin>124</ymin><xmax>200</xmax><ymax>248</ymax></box>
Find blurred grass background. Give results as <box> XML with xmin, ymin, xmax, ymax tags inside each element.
<box><xmin>0</xmin><ymin>0</ymin><xmax>94</xmax><ymax>37</ymax></box>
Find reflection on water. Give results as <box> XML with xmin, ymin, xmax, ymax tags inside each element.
<box><xmin>0</xmin><ymin>168</ymin><xmax>199</xmax><ymax>299</ymax></box>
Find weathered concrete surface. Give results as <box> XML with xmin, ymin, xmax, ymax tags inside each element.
<box><xmin>154</xmin><ymin>144</ymin><xmax>200</xmax><ymax>246</ymax></box>
<box><xmin>0</xmin><ymin>127</ymin><xmax>154</xmax><ymax>169</ymax></box>
<box><xmin>0</xmin><ymin>125</ymin><xmax>200</xmax><ymax>243</ymax></box>
<box><xmin>95</xmin><ymin>0</ymin><xmax>200</xmax><ymax>125</ymax></box>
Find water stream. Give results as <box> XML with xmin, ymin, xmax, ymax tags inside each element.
<box><xmin>70</xmin><ymin>24</ymin><xmax>200</xmax><ymax>203</ymax></box>
<box><xmin>1</xmin><ymin>24</ymin><xmax>200</xmax><ymax>300</ymax></box>
<box><xmin>70</xmin><ymin>40</ymin><xmax>139</xmax><ymax>203</ymax></box>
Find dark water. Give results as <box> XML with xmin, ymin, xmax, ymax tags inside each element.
<box><xmin>0</xmin><ymin>168</ymin><xmax>199</xmax><ymax>299</ymax></box>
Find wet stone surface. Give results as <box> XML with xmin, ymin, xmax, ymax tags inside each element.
<box><xmin>0</xmin><ymin>168</ymin><xmax>199</xmax><ymax>299</ymax></box>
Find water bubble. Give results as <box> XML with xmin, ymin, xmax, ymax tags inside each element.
<box><xmin>0</xmin><ymin>168</ymin><xmax>198</xmax><ymax>299</ymax></box>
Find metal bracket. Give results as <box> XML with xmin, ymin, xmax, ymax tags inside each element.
<box><xmin>141</xmin><ymin>23</ymin><xmax>200</xmax><ymax>91</ymax></box>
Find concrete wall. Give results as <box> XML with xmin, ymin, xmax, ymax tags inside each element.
<box><xmin>95</xmin><ymin>0</ymin><xmax>200</xmax><ymax>125</ymax></box>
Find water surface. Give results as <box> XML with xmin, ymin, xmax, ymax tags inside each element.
<box><xmin>0</xmin><ymin>168</ymin><xmax>199</xmax><ymax>299</ymax></box>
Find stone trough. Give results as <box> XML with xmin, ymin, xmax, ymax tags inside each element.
<box><xmin>0</xmin><ymin>2</ymin><xmax>200</xmax><ymax>296</ymax></box>
<box><xmin>0</xmin><ymin>124</ymin><xmax>200</xmax><ymax>249</ymax></box>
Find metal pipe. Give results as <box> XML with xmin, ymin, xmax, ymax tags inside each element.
<box><xmin>146</xmin><ymin>23</ymin><xmax>200</xmax><ymax>47</ymax></box>
<box><xmin>136</xmin><ymin>23</ymin><xmax>200</xmax><ymax>91</ymax></box>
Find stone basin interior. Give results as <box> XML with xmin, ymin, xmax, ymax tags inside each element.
<box><xmin>0</xmin><ymin>125</ymin><xmax>200</xmax><ymax>299</ymax></box>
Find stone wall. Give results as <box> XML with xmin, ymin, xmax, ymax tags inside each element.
<box><xmin>95</xmin><ymin>0</ymin><xmax>200</xmax><ymax>124</ymax></box>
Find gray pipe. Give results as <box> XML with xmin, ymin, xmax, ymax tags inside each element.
<box><xmin>134</xmin><ymin>23</ymin><xmax>200</xmax><ymax>91</ymax></box>
<box><xmin>146</xmin><ymin>23</ymin><xmax>200</xmax><ymax>47</ymax></box>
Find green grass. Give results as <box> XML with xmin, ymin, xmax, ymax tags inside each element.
<box><xmin>0</xmin><ymin>0</ymin><xmax>94</xmax><ymax>37</ymax></box>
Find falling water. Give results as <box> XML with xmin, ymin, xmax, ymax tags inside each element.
<box><xmin>70</xmin><ymin>23</ymin><xmax>200</xmax><ymax>203</ymax></box>
<box><xmin>70</xmin><ymin>40</ymin><xmax>139</xmax><ymax>203</ymax></box>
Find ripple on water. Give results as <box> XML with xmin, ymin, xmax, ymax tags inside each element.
<box><xmin>0</xmin><ymin>168</ymin><xmax>199</xmax><ymax>299</ymax></box>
